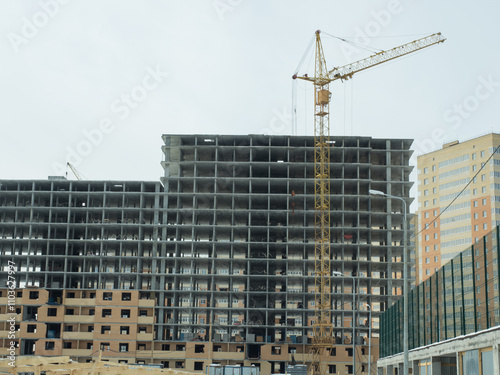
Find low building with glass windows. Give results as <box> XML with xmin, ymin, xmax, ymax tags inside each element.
<box><xmin>377</xmin><ymin>226</ymin><xmax>500</xmax><ymax>374</ymax></box>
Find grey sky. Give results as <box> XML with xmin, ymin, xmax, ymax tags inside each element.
<box><xmin>1</xmin><ymin>1</ymin><xmax>499</xmax><ymax>212</ymax></box>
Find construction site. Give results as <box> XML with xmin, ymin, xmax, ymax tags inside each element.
<box><xmin>0</xmin><ymin>31</ymin><xmax>446</xmax><ymax>375</ymax></box>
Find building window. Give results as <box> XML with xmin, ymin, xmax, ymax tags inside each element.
<box><xmin>475</xmin><ymin>225</ymin><xmax>479</xmax><ymax>231</ymax></box>
<box><xmin>425</xmin><ymin>235</ymin><xmax>429</xmax><ymax>241</ymax></box>
<box><xmin>482</xmin><ymin>186</ymin><xmax>487</xmax><ymax>193</ymax></box>
<box><xmin>101</xmin><ymin>326</ymin><xmax>111</xmax><ymax>334</ymax></box>
<box><xmin>424</xmin><ymin>189</ymin><xmax>429</xmax><ymax>196</ymax></box>
<box><xmin>434</xmin><ymin>233</ymin><xmax>438</xmax><ymax>239</ymax></box>
<box><xmin>122</xmin><ymin>293</ymin><xmax>131</xmax><ymax>301</ymax></box>
<box><xmin>29</xmin><ymin>291</ymin><xmax>39</xmax><ymax>299</ymax></box>
<box><xmin>139</xmin><ymin>310</ymin><xmax>148</xmax><ymax>317</ymax></box>
<box><xmin>121</xmin><ymin>309</ymin><xmax>131</xmax><ymax>318</ymax></box>
<box><xmin>424</xmin><ymin>178</ymin><xmax>429</xmax><ymax>185</ymax></box>
<box><xmin>473</xmin><ymin>188</ymin><xmax>478</xmax><ymax>195</ymax></box>
<box><xmin>103</xmin><ymin>292</ymin><xmax>112</xmax><ymax>301</ymax></box>
<box><xmin>426</xmin><ymin>258</ymin><xmax>430</xmax><ymax>264</ymax></box>
<box><xmin>426</xmin><ymin>269</ymin><xmax>430</xmax><ymax>275</ymax></box>
<box><xmin>63</xmin><ymin>342</ymin><xmax>72</xmax><ymax>349</ymax></box>
<box><xmin>473</xmin><ymin>165</ymin><xmax>477</xmax><ymax>171</ymax></box>
<box><xmin>67</xmin><ymin>292</ymin><xmax>75</xmax><ymax>298</ymax></box>
<box><xmin>481</xmin><ymin>174</ymin><xmax>486</xmax><ymax>181</ymax></box>
<box><xmin>434</xmin><ymin>245</ymin><xmax>438</xmax><ymax>251</ymax></box>
<box><xmin>121</xmin><ymin>326</ymin><xmax>130</xmax><ymax>335</ymax></box>
<box><xmin>424</xmin><ymin>212</ymin><xmax>429</xmax><ymax>218</ymax></box>
<box><xmin>433</xmin><ymin>198</ymin><xmax>437</xmax><ymax>205</ymax></box>
<box><xmin>481</xmin><ymin>150</ymin><xmax>485</xmax><ymax>157</ymax></box>
<box><xmin>65</xmin><ymin>309</ymin><xmax>74</xmax><ymax>315</ymax></box>
<box><xmin>474</xmin><ymin>212</ymin><xmax>478</xmax><ymax>219</ymax></box>
<box><xmin>27</xmin><ymin>324</ymin><xmax>36</xmax><ymax>333</ymax></box>
<box><xmin>424</xmin><ymin>201</ymin><xmax>429</xmax><ymax>207</ymax></box>
<box><xmin>474</xmin><ymin>201</ymin><xmax>478</xmax><ymax>207</ymax></box>
<box><xmin>483</xmin><ymin>211</ymin><xmax>487</xmax><ymax>217</ymax></box>
<box><xmin>194</xmin><ymin>362</ymin><xmax>204</xmax><ymax>371</ymax></box>
<box><xmin>64</xmin><ymin>325</ymin><xmax>73</xmax><ymax>332</ymax></box>
<box><xmin>102</xmin><ymin>309</ymin><xmax>112</xmax><ymax>318</ymax></box>
<box><xmin>432</xmin><ymin>176</ymin><xmax>436</xmax><ymax>183</ymax></box>
<box><xmin>434</xmin><ymin>210</ymin><xmax>437</xmax><ymax>216</ymax></box>
<box><xmin>47</xmin><ymin>308</ymin><xmax>57</xmax><ymax>317</ymax></box>
<box><xmin>120</xmin><ymin>343</ymin><xmax>129</xmax><ymax>352</ymax></box>
<box><xmin>434</xmin><ymin>256</ymin><xmax>439</xmax><ymax>262</ymax></box>
<box><xmin>434</xmin><ymin>221</ymin><xmax>437</xmax><ymax>228</ymax></box>
<box><xmin>433</xmin><ymin>187</ymin><xmax>437</xmax><ymax>194</ymax></box>
<box><xmin>472</xmin><ymin>153</ymin><xmax>476</xmax><ymax>160</ymax></box>
<box><xmin>45</xmin><ymin>342</ymin><xmax>55</xmax><ymax>350</ymax></box>
<box><xmin>432</xmin><ymin>165</ymin><xmax>436</xmax><ymax>171</ymax></box>
<box><xmin>483</xmin><ymin>223</ymin><xmax>488</xmax><ymax>230</ymax></box>
<box><xmin>483</xmin><ymin>198</ymin><xmax>487</xmax><ymax>205</ymax></box>
<box><xmin>425</xmin><ymin>246</ymin><xmax>430</xmax><ymax>252</ymax></box>
<box><xmin>424</xmin><ymin>167</ymin><xmax>428</xmax><ymax>174</ymax></box>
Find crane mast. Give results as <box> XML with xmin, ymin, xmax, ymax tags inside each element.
<box><xmin>293</xmin><ymin>31</ymin><xmax>445</xmax><ymax>375</ymax></box>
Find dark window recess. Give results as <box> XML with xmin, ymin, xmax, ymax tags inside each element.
<box><xmin>103</xmin><ymin>292</ymin><xmax>112</xmax><ymax>301</ymax></box>
<box><xmin>121</xmin><ymin>309</ymin><xmax>130</xmax><ymax>318</ymax></box>
<box><xmin>175</xmin><ymin>362</ymin><xmax>184</xmax><ymax>369</ymax></box>
<box><xmin>45</xmin><ymin>342</ymin><xmax>55</xmax><ymax>350</ymax></box>
<box><xmin>138</xmin><ymin>326</ymin><xmax>147</xmax><ymax>333</ymax></box>
<box><xmin>65</xmin><ymin>309</ymin><xmax>74</xmax><ymax>315</ymax></box>
<box><xmin>101</xmin><ymin>326</ymin><xmax>111</xmax><ymax>334</ymax></box>
<box><xmin>121</xmin><ymin>326</ymin><xmax>130</xmax><ymax>335</ymax></box>
<box><xmin>120</xmin><ymin>343</ymin><xmax>129</xmax><ymax>352</ymax></box>
<box><xmin>29</xmin><ymin>291</ymin><xmax>39</xmax><ymax>299</ymax></box>
<box><xmin>122</xmin><ymin>292</ymin><xmax>131</xmax><ymax>301</ymax></box>
<box><xmin>139</xmin><ymin>310</ymin><xmax>148</xmax><ymax>317</ymax></box>
<box><xmin>194</xmin><ymin>362</ymin><xmax>204</xmax><ymax>371</ymax></box>
<box><xmin>102</xmin><ymin>309</ymin><xmax>111</xmax><ymax>317</ymax></box>
<box><xmin>101</xmin><ymin>343</ymin><xmax>110</xmax><ymax>350</ymax></box>
<box><xmin>63</xmin><ymin>342</ymin><xmax>72</xmax><ymax>349</ymax></box>
<box><xmin>66</xmin><ymin>292</ymin><xmax>75</xmax><ymax>298</ymax></box>
<box><xmin>176</xmin><ymin>345</ymin><xmax>185</xmax><ymax>351</ymax></box>
<box><xmin>328</xmin><ymin>365</ymin><xmax>337</xmax><ymax>374</ymax></box>
<box><xmin>195</xmin><ymin>345</ymin><xmax>204</xmax><ymax>353</ymax></box>
<box><xmin>64</xmin><ymin>325</ymin><xmax>73</xmax><ymax>332</ymax></box>
<box><xmin>47</xmin><ymin>308</ymin><xmax>57</xmax><ymax>317</ymax></box>
<box><xmin>87</xmin><ymin>343</ymin><xmax>93</xmax><ymax>350</ymax></box>
<box><xmin>27</xmin><ymin>324</ymin><xmax>36</xmax><ymax>333</ymax></box>
<box><xmin>162</xmin><ymin>344</ymin><xmax>170</xmax><ymax>351</ymax></box>
<box><xmin>87</xmin><ymin>326</ymin><xmax>94</xmax><ymax>332</ymax></box>
<box><xmin>89</xmin><ymin>309</ymin><xmax>95</xmax><ymax>316</ymax></box>
<box><xmin>17</xmin><ymin>291</ymin><xmax>22</xmax><ymax>297</ymax></box>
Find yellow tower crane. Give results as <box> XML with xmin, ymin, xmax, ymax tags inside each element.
<box><xmin>293</xmin><ymin>31</ymin><xmax>445</xmax><ymax>375</ymax></box>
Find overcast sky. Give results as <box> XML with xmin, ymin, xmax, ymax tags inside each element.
<box><xmin>1</xmin><ymin>0</ymin><xmax>499</xmax><ymax>211</ymax></box>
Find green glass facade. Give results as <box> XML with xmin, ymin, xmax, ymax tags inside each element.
<box><xmin>380</xmin><ymin>226</ymin><xmax>500</xmax><ymax>358</ymax></box>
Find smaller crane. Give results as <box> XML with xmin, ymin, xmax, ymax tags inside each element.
<box><xmin>66</xmin><ymin>162</ymin><xmax>86</xmax><ymax>180</ymax></box>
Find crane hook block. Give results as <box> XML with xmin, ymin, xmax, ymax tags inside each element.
<box><xmin>316</xmin><ymin>89</ymin><xmax>331</xmax><ymax>105</ymax></box>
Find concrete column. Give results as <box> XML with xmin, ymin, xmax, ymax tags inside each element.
<box><xmin>493</xmin><ymin>342</ymin><xmax>500</xmax><ymax>375</ymax></box>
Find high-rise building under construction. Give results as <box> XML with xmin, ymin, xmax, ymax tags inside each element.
<box><xmin>0</xmin><ymin>134</ymin><xmax>413</xmax><ymax>375</ymax></box>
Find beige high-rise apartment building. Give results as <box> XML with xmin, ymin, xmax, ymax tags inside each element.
<box><xmin>416</xmin><ymin>133</ymin><xmax>500</xmax><ymax>283</ymax></box>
